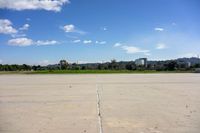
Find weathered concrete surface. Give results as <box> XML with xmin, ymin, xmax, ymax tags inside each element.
<box><xmin>0</xmin><ymin>74</ymin><xmax>200</xmax><ymax>133</ymax></box>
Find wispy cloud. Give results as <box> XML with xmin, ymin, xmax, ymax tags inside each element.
<box><xmin>0</xmin><ymin>0</ymin><xmax>70</xmax><ymax>12</ymax></box>
<box><xmin>39</xmin><ymin>60</ymin><xmax>50</xmax><ymax>66</ymax></box>
<box><xmin>0</xmin><ymin>19</ymin><xmax>18</xmax><ymax>34</ymax></box>
<box><xmin>11</xmin><ymin>33</ymin><xmax>26</xmax><ymax>38</ymax></box>
<box><xmin>19</xmin><ymin>24</ymin><xmax>29</xmax><ymax>31</ymax></box>
<box><xmin>95</xmin><ymin>41</ymin><xmax>106</xmax><ymax>44</ymax></box>
<box><xmin>144</xmin><ymin>53</ymin><xmax>151</xmax><ymax>56</ymax></box>
<box><xmin>72</xmin><ymin>40</ymin><xmax>106</xmax><ymax>44</ymax></box>
<box><xmin>154</xmin><ymin>27</ymin><xmax>164</xmax><ymax>31</ymax></box>
<box><xmin>122</xmin><ymin>45</ymin><xmax>150</xmax><ymax>54</ymax></box>
<box><xmin>36</xmin><ymin>40</ymin><xmax>58</xmax><ymax>46</ymax></box>
<box><xmin>8</xmin><ymin>38</ymin><xmax>33</xmax><ymax>46</ymax></box>
<box><xmin>182</xmin><ymin>53</ymin><xmax>199</xmax><ymax>58</ymax></box>
<box><xmin>103</xmin><ymin>27</ymin><xmax>107</xmax><ymax>31</ymax></box>
<box><xmin>83</xmin><ymin>40</ymin><xmax>92</xmax><ymax>44</ymax></box>
<box><xmin>0</xmin><ymin>59</ymin><xmax>2</xmax><ymax>63</ymax></box>
<box><xmin>113</xmin><ymin>42</ymin><xmax>122</xmax><ymax>47</ymax></box>
<box><xmin>8</xmin><ymin>37</ymin><xmax>59</xmax><ymax>47</ymax></box>
<box><xmin>114</xmin><ymin>42</ymin><xmax>150</xmax><ymax>55</ymax></box>
<box><xmin>72</xmin><ymin>39</ymin><xmax>81</xmax><ymax>43</ymax></box>
<box><xmin>156</xmin><ymin>43</ymin><xmax>167</xmax><ymax>50</ymax></box>
<box><xmin>100</xmin><ymin>27</ymin><xmax>107</xmax><ymax>31</ymax></box>
<box><xmin>62</xmin><ymin>24</ymin><xmax>86</xmax><ymax>34</ymax></box>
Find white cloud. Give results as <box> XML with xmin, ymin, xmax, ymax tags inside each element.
<box><xmin>83</xmin><ymin>40</ymin><xmax>92</xmax><ymax>44</ymax></box>
<box><xmin>0</xmin><ymin>19</ymin><xmax>18</xmax><ymax>34</ymax></box>
<box><xmin>63</xmin><ymin>24</ymin><xmax>75</xmax><ymax>32</ymax></box>
<box><xmin>0</xmin><ymin>0</ymin><xmax>69</xmax><ymax>12</ymax></box>
<box><xmin>77</xmin><ymin>60</ymin><xmax>104</xmax><ymax>64</ymax></box>
<box><xmin>154</xmin><ymin>27</ymin><xmax>164</xmax><ymax>31</ymax></box>
<box><xmin>8</xmin><ymin>37</ymin><xmax>59</xmax><ymax>46</ymax></box>
<box><xmin>72</xmin><ymin>39</ymin><xmax>81</xmax><ymax>43</ymax></box>
<box><xmin>156</xmin><ymin>43</ymin><xmax>167</xmax><ymax>50</ymax></box>
<box><xmin>144</xmin><ymin>53</ymin><xmax>151</xmax><ymax>56</ymax></box>
<box><xmin>182</xmin><ymin>53</ymin><xmax>199</xmax><ymax>58</ymax></box>
<box><xmin>77</xmin><ymin>60</ymin><xmax>90</xmax><ymax>64</ymax></box>
<box><xmin>11</xmin><ymin>33</ymin><xmax>26</xmax><ymax>38</ymax></box>
<box><xmin>113</xmin><ymin>42</ymin><xmax>122</xmax><ymax>47</ymax></box>
<box><xmin>114</xmin><ymin>42</ymin><xmax>150</xmax><ymax>55</ymax></box>
<box><xmin>62</xmin><ymin>24</ymin><xmax>85</xmax><ymax>34</ymax></box>
<box><xmin>8</xmin><ymin>37</ymin><xmax>33</xmax><ymax>46</ymax></box>
<box><xmin>95</xmin><ymin>41</ymin><xmax>106</xmax><ymax>44</ymax></box>
<box><xmin>36</xmin><ymin>40</ymin><xmax>58</xmax><ymax>46</ymax></box>
<box><xmin>19</xmin><ymin>24</ymin><xmax>29</xmax><ymax>30</ymax></box>
<box><xmin>101</xmin><ymin>27</ymin><xmax>107</xmax><ymax>31</ymax></box>
<box><xmin>39</xmin><ymin>60</ymin><xmax>50</xmax><ymax>66</ymax></box>
<box><xmin>0</xmin><ymin>59</ymin><xmax>2</xmax><ymax>63</ymax></box>
<box><xmin>121</xmin><ymin>45</ymin><xmax>150</xmax><ymax>54</ymax></box>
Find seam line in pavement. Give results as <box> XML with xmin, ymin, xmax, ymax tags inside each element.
<box><xmin>96</xmin><ymin>84</ymin><xmax>103</xmax><ymax>133</ymax></box>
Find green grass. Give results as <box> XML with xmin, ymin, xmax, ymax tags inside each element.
<box><xmin>0</xmin><ymin>70</ymin><xmax>194</xmax><ymax>74</ymax></box>
<box><xmin>31</xmin><ymin>70</ymin><xmax>159</xmax><ymax>74</ymax></box>
<box><xmin>0</xmin><ymin>70</ymin><xmax>192</xmax><ymax>74</ymax></box>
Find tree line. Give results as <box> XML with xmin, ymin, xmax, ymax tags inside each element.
<box><xmin>1</xmin><ymin>57</ymin><xmax>200</xmax><ymax>72</ymax></box>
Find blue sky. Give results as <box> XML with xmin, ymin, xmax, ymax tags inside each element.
<box><xmin>0</xmin><ymin>0</ymin><xmax>200</xmax><ymax>65</ymax></box>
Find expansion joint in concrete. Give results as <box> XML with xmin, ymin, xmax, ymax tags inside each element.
<box><xmin>96</xmin><ymin>84</ymin><xmax>103</xmax><ymax>133</ymax></box>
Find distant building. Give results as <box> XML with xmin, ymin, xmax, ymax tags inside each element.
<box><xmin>195</xmin><ymin>68</ymin><xmax>200</xmax><ymax>73</ymax></box>
<box><xmin>187</xmin><ymin>62</ymin><xmax>191</xmax><ymax>67</ymax></box>
<box><xmin>177</xmin><ymin>61</ymin><xmax>191</xmax><ymax>68</ymax></box>
<box><xmin>135</xmin><ymin>58</ymin><xmax>147</xmax><ymax>67</ymax></box>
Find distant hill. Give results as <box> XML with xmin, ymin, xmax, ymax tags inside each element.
<box><xmin>177</xmin><ymin>57</ymin><xmax>200</xmax><ymax>65</ymax></box>
<box><xmin>148</xmin><ymin>57</ymin><xmax>200</xmax><ymax>65</ymax></box>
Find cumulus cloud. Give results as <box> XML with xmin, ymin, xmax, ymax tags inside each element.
<box><xmin>0</xmin><ymin>0</ymin><xmax>69</xmax><ymax>12</ymax></box>
<box><xmin>83</xmin><ymin>40</ymin><xmax>92</xmax><ymax>44</ymax></box>
<box><xmin>154</xmin><ymin>27</ymin><xmax>164</xmax><ymax>31</ymax></box>
<box><xmin>0</xmin><ymin>19</ymin><xmax>18</xmax><ymax>34</ymax></box>
<box><xmin>113</xmin><ymin>42</ymin><xmax>122</xmax><ymax>47</ymax></box>
<box><xmin>62</xmin><ymin>24</ymin><xmax>85</xmax><ymax>34</ymax></box>
<box><xmin>19</xmin><ymin>24</ymin><xmax>30</xmax><ymax>30</ymax></box>
<box><xmin>156</xmin><ymin>43</ymin><xmax>167</xmax><ymax>49</ymax></box>
<box><xmin>121</xmin><ymin>45</ymin><xmax>150</xmax><ymax>54</ymax></box>
<box><xmin>8</xmin><ymin>37</ymin><xmax>59</xmax><ymax>46</ymax></box>
<box><xmin>95</xmin><ymin>41</ymin><xmax>106</xmax><ymax>44</ymax></box>
<box><xmin>8</xmin><ymin>38</ymin><xmax>33</xmax><ymax>46</ymax></box>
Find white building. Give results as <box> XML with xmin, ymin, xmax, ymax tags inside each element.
<box><xmin>135</xmin><ymin>58</ymin><xmax>147</xmax><ymax>67</ymax></box>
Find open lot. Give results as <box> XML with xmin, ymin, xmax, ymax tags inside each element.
<box><xmin>0</xmin><ymin>74</ymin><xmax>200</xmax><ymax>133</ymax></box>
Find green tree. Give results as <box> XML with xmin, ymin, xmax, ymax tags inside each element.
<box><xmin>59</xmin><ymin>60</ymin><xmax>68</xmax><ymax>70</ymax></box>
